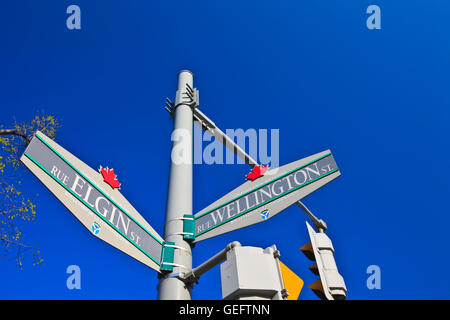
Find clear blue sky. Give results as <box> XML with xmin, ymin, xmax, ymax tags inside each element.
<box><xmin>1</xmin><ymin>0</ymin><xmax>450</xmax><ymax>299</ymax></box>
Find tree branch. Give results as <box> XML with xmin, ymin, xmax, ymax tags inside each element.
<box><xmin>0</xmin><ymin>129</ymin><xmax>30</xmax><ymax>144</ymax></box>
<box><xmin>0</xmin><ymin>238</ymin><xmax>32</xmax><ymax>249</ymax></box>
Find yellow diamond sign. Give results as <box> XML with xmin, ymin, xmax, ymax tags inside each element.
<box><xmin>279</xmin><ymin>261</ymin><xmax>304</xmax><ymax>300</ymax></box>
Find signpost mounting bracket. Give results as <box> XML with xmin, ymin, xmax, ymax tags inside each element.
<box><xmin>160</xmin><ymin>241</ymin><xmax>176</xmax><ymax>272</ymax></box>
<box><xmin>182</xmin><ymin>214</ymin><xmax>195</xmax><ymax>241</ymax></box>
<box><xmin>166</xmin><ymin>84</ymin><xmax>199</xmax><ymax>119</ymax></box>
<box><xmin>164</xmin><ymin>97</ymin><xmax>175</xmax><ymax>119</ymax></box>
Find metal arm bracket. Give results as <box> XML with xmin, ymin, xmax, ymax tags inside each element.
<box><xmin>296</xmin><ymin>201</ymin><xmax>328</xmax><ymax>232</ymax></box>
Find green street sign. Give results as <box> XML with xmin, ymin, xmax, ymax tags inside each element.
<box><xmin>192</xmin><ymin>150</ymin><xmax>340</xmax><ymax>242</ymax></box>
<box><xmin>21</xmin><ymin>131</ymin><xmax>165</xmax><ymax>272</ymax></box>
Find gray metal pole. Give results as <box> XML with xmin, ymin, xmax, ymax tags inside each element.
<box><xmin>158</xmin><ymin>70</ymin><xmax>194</xmax><ymax>300</ymax></box>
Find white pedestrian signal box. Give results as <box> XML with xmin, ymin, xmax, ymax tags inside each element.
<box><xmin>220</xmin><ymin>245</ymin><xmax>303</xmax><ymax>300</ymax></box>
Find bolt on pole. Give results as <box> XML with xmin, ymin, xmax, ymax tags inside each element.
<box><xmin>158</xmin><ymin>70</ymin><xmax>194</xmax><ymax>300</ymax></box>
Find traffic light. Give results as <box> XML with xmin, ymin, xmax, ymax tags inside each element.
<box><xmin>300</xmin><ymin>221</ymin><xmax>347</xmax><ymax>300</ymax></box>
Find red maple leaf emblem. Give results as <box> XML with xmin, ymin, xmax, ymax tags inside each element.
<box><xmin>99</xmin><ymin>166</ymin><xmax>121</xmax><ymax>189</ymax></box>
<box><xmin>246</xmin><ymin>164</ymin><xmax>268</xmax><ymax>181</ymax></box>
